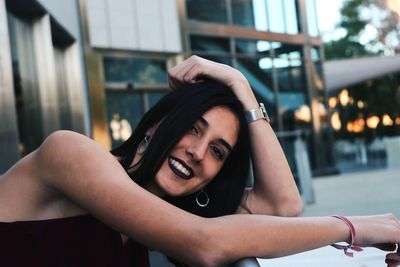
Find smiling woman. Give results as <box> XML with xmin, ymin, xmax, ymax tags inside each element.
<box><xmin>0</xmin><ymin>56</ymin><xmax>399</xmax><ymax>267</ymax></box>
<box><xmin>111</xmin><ymin>81</ymin><xmax>250</xmax><ymax>217</ymax></box>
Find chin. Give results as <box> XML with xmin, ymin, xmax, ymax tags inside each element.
<box><xmin>163</xmin><ymin>187</ymin><xmax>191</xmax><ymax>197</ymax></box>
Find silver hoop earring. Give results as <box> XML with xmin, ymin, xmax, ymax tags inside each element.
<box><xmin>137</xmin><ymin>135</ymin><xmax>150</xmax><ymax>155</ymax></box>
<box><xmin>196</xmin><ymin>190</ymin><xmax>209</xmax><ymax>208</ymax></box>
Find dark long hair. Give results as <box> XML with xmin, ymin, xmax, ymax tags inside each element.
<box><xmin>111</xmin><ymin>81</ymin><xmax>250</xmax><ymax>218</ymax></box>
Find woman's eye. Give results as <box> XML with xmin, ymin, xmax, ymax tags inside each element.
<box><xmin>211</xmin><ymin>146</ymin><xmax>224</xmax><ymax>161</ymax></box>
<box><xmin>190</xmin><ymin>125</ymin><xmax>199</xmax><ymax>134</ymax></box>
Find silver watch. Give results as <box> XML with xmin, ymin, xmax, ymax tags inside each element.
<box><xmin>245</xmin><ymin>103</ymin><xmax>270</xmax><ymax>123</ymax></box>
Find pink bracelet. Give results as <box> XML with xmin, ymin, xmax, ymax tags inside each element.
<box><xmin>331</xmin><ymin>215</ymin><xmax>363</xmax><ymax>257</ymax></box>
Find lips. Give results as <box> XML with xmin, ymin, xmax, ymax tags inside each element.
<box><xmin>168</xmin><ymin>157</ymin><xmax>194</xmax><ymax>180</ymax></box>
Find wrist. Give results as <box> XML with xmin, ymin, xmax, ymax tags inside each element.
<box><xmin>245</xmin><ymin>103</ymin><xmax>270</xmax><ymax>124</ymax></box>
<box><xmin>229</xmin><ymin>79</ymin><xmax>258</xmax><ymax>110</ymax></box>
<box><xmin>331</xmin><ymin>215</ymin><xmax>363</xmax><ymax>257</ymax></box>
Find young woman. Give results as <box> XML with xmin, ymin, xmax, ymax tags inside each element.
<box><xmin>0</xmin><ymin>56</ymin><xmax>399</xmax><ymax>267</ymax></box>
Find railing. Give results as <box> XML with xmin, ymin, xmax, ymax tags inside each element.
<box><xmin>231</xmin><ymin>258</ymin><xmax>261</xmax><ymax>267</ymax></box>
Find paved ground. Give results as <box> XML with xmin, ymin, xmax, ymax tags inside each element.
<box><xmin>258</xmin><ymin>167</ymin><xmax>400</xmax><ymax>267</ymax></box>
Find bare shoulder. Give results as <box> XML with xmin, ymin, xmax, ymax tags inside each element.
<box><xmin>37</xmin><ymin>130</ymin><xmax>112</xmax><ymax>176</ymax></box>
<box><xmin>0</xmin><ymin>131</ymin><xmax>95</xmax><ymax>221</ymax></box>
<box><xmin>36</xmin><ymin>130</ymin><xmax>127</xmax><ymax>190</ymax></box>
<box><xmin>39</xmin><ymin>130</ymin><xmax>97</xmax><ymax>154</ymax></box>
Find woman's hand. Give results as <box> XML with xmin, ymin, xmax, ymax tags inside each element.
<box><xmin>334</xmin><ymin>214</ymin><xmax>400</xmax><ymax>266</ymax></box>
<box><xmin>168</xmin><ymin>55</ymin><xmax>258</xmax><ymax>110</ymax></box>
<box><xmin>348</xmin><ymin>214</ymin><xmax>400</xmax><ymax>248</ymax></box>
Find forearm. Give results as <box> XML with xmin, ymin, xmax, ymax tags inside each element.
<box><xmin>249</xmin><ymin>120</ymin><xmax>302</xmax><ymax>216</ymax></box>
<box><xmin>205</xmin><ymin>215</ymin><xmax>349</xmax><ymax>264</ymax></box>
<box><xmin>230</xmin><ymin>79</ymin><xmax>301</xmax><ymax>216</ymax></box>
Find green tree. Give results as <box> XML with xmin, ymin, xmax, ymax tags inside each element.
<box><xmin>325</xmin><ymin>0</ymin><xmax>400</xmax><ymax>139</ymax></box>
<box><xmin>324</xmin><ymin>0</ymin><xmax>400</xmax><ymax>59</ymax></box>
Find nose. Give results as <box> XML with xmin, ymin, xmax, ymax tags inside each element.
<box><xmin>186</xmin><ymin>139</ymin><xmax>207</xmax><ymax>164</ymax></box>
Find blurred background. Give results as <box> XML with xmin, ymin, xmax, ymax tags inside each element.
<box><xmin>0</xmin><ymin>0</ymin><xmax>399</xmax><ymax>266</ymax></box>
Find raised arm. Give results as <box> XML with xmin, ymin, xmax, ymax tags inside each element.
<box><xmin>168</xmin><ymin>55</ymin><xmax>302</xmax><ymax>216</ymax></box>
<box><xmin>32</xmin><ymin>131</ymin><xmax>400</xmax><ymax>266</ymax></box>
<box><xmin>34</xmin><ymin>131</ymin><xmax>400</xmax><ymax>266</ymax></box>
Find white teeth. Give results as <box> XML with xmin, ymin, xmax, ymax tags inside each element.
<box><xmin>170</xmin><ymin>158</ymin><xmax>190</xmax><ymax>176</ymax></box>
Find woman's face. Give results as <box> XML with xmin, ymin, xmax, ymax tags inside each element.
<box><xmin>144</xmin><ymin>106</ymin><xmax>239</xmax><ymax>197</ymax></box>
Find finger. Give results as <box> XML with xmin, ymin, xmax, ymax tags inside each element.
<box><xmin>168</xmin><ymin>58</ymin><xmax>193</xmax><ymax>85</ymax></box>
<box><xmin>167</xmin><ymin>69</ymin><xmax>181</xmax><ymax>90</ymax></box>
<box><xmin>168</xmin><ymin>76</ymin><xmax>178</xmax><ymax>90</ymax></box>
<box><xmin>168</xmin><ymin>70</ymin><xmax>185</xmax><ymax>89</ymax></box>
<box><xmin>182</xmin><ymin>63</ymin><xmax>208</xmax><ymax>84</ymax></box>
<box><xmin>174</xmin><ymin>60</ymin><xmax>197</xmax><ymax>82</ymax></box>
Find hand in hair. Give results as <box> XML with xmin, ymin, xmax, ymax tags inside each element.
<box><xmin>168</xmin><ymin>55</ymin><xmax>258</xmax><ymax>111</ymax></box>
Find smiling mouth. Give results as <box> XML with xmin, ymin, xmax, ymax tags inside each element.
<box><xmin>168</xmin><ymin>157</ymin><xmax>194</xmax><ymax>180</ymax></box>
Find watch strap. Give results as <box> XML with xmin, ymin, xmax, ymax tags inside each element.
<box><xmin>245</xmin><ymin>103</ymin><xmax>270</xmax><ymax>123</ymax></box>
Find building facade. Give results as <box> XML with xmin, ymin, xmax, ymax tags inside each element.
<box><xmin>0</xmin><ymin>0</ymin><xmax>332</xmax><ymax>176</ymax></box>
<box><xmin>0</xmin><ymin>0</ymin><xmax>88</xmax><ymax>173</ymax></box>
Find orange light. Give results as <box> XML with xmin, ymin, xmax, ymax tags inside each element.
<box><xmin>347</xmin><ymin>121</ymin><xmax>354</xmax><ymax>132</ymax></box>
<box><xmin>366</xmin><ymin>115</ymin><xmax>380</xmax><ymax>129</ymax></box>
<box><xmin>382</xmin><ymin>114</ymin><xmax>394</xmax><ymax>126</ymax></box>
<box><xmin>329</xmin><ymin>97</ymin><xmax>338</xmax><ymax>108</ymax></box>
<box><xmin>353</xmin><ymin>118</ymin><xmax>365</xmax><ymax>133</ymax></box>
<box><xmin>396</xmin><ymin>117</ymin><xmax>400</xmax><ymax>125</ymax></box>
<box><xmin>294</xmin><ymin>105</ymin><xmax>311</xmax><ymax>123</ymax></box>
<box><xmin>339</xmin><ymin>89</ymin><xmax>349</xmax><ymax>106</ymax></box>
<box><xmin>109</xmin><ymin>113</ymin><xmax>132</xmax><ymax>141</ymax></box>
<box><xmin>357</xmin><ymin>100</ymin><xmax>365</xmax><ymax>109</ymax></box>
<box><xmin>331</xmin><ymin>111</ymin><xmax>341</xmax><ymax>131</ymax></box>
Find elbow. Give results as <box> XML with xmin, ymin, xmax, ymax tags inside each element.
<box><xmin>192</xmin><ymin>242</ymin><xmax>226</xmax><ymax>267</ymax></box>
<box><xmin>275</xmin><ymin>195</ymin><xmax>303</xmax><ymax>217</ymax></box>
<box><xmin>194</xmin><ymin>257</ymin><xmax>222</xmax><ymax>267</ymax></box>
<box><xmin>188</xmin><ymin>220</ymin><xmax>229</xmax><ymax>267</ymax></box>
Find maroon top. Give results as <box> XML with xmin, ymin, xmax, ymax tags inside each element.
<box><xmin>0</xmin><ymin>214</ymin><xmax>149</xmax><ymax>267</ymax></box>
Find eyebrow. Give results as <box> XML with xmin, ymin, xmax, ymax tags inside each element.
<box><xmin>198</xmin><ymin>117</ymin><xmax>233</xmax><ymax>152</ymax></box>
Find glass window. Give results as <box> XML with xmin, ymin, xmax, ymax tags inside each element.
<box><xmin>236</xmin><ymin>57</ymin><xmax>277</xmax><ymax>127</ymax></box>
<box><xmin>266</xmin><ymin>0</ymin><xmax>285</xmax><ymax>33</ymax></box>
<box><xmin>186</xmin><ymin>0</ymin><xmax>227</xmax><ymax>24</ymax></box>
<box><xmin>232</xmin><ymin>0</ymin><xmax>255</xmax><ymax>28</ymax></box>
<box><xmin>273</xmin><ymin>43</ymin><xmax>310</xmax><ymax>131</ymax></box>
<box><xmin>277</xmin><ymin>64</ymin><xmax>311</xmax><ymax>131</ymax></box>
<box><xmin>283</xmin><ymin>0</ymin><xmax>299</xmax><ymax>34</ymax></box>
<box><xmin>235</xmin><ymin>39</ymin><xmax>271</xmax><ymax>57</ymax></box>
<box><xmin>274</xmin><ymin>43</ymin><xmax>303</xmax><ymax>59</ymax></box>
<box><xmin>103</xmin><ymin>56</ymin><xmax>169</xmax><ymax>147</ymax></box>
<box><xmin>190</xmin><ymin>35</ymin><xmax>230</xmax><ymax>53</ymax></box>
<box><xmin>103</xmin><ymin>57</ymin><xmax>167</xmax><ymax>86</ymax></box>
<box><xmin>313</xmin><ymin>62</ymin><xmax>327</xmax><ymax>125</ymax></box>
<box><xmin>306</xmin><ymin>0</ymin><xmax>319</xmax><ymax>37</ymax></box>
<box><xmin>252</xmin><ymin>0</ymin><xmax>269</xmax><ymax>31</ymax></box>
<box><xmin>106</xmin><ymin>93</ymin><xmax>144</xmax><ymax>148</ymax></box>
<box><xmin>189</xmin><ymin>36</ymin><xmax>231</xmax><ymax>65</ymax></box>
<box><xmin>201</xmin><ymin>55</ymin><xmax>232</xmax><ymax>65</ymax></box>
<box><xmin>311</xmin><ymin>47</ymin><xmax>321</xmax><ymax>61</ymax></box>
